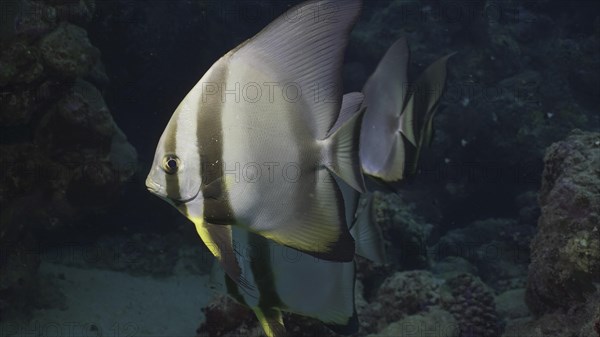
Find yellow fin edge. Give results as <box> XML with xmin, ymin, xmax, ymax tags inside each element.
<box><xmin>189</xmin><ymin>216</ymin><xmax>222</xmax><ymax>259</ymax></box>
<box><xmin>253</xmin><ymin>306</ymin><xmax>285</xmax><ymax>337</ymax></box>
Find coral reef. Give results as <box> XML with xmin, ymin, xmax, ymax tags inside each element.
<box><xmin>39</xmin><ymin>23</ymin><xmax>99</xmax><ymax>79</ymax></box>
<box><xmin>503</xmin><ymin>292</ymin><xmax>600</xmax><ymax>337</ymax></box>
<box><xmin>372</xmin><ymin>192</ymin><xmax>433</xmax><ymax>269</ymax></box>
<box><xmin>196</xmin><ymin>295</ymin><xmax>257</xmax><ymax>337</ymax></box>
<box><xmin>196</xmin><ymin>294</ymin><xmax>342</xmax><ymax>337</ymax></box>
<box><xmin>195</xmin><ymin>270</ymin><xmax>507</xmax><ymax>337</ymax></box>
<box><xmin>525</xmin><ymin>130</ymin><xmax>600</xmax><ymax>315</ymax></box>
<box><xmin>441</xmin><ymin>273</ymin><xmax>503</xmax><ymax>337</ymax></box>
<box><xmin>367</xmin><ymin>308</ymin><xmax>459</xmax><ymax>337</ymax></box>
<box><xmin>433</xmin><ymin>218</ymin><xmax>530</xmax><ymax>292</ymax></box>
<box><xmin>0</xmin><ymin>0</ymin><xmax>136</xmax><ymax>321</ymax></box>
<box><xmin>494</xmin><ymin>288</ymin><xmax>529</xmax><ymax>321</ymax></box>
<box><xmin>359</xmin><ymin>270</ymin><xmax>442</xmax><ymax>333</ymax></box>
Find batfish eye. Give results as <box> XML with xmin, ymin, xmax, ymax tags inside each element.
<box><xmin>162</xmin><ymin>155</ymin><xmax>181</xmax><ymax>175</ymax></box>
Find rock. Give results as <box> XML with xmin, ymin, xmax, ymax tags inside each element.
<box><xmin>0</xmin><ymin>90</ymin><xmax>35</xmax><ymax>126</ymax></box>
<box><xmin>495</xmin><ymin>288</ymin><xmax>529</xmax><ymax>320</ymax></box>
<box><xmin>433</xmin><ymin>218</ymin><xmax>529</xmax><ymax>291</ymax></box>
<box><xmin>432</xmin><ymin>256</ymin><xmax>478</xmax><ymax>280</ymax></box>
<box><xmin>196</xmin><ymin>294</ymin><xmax>343</xmax><ymax>337</ymax></box>
<box><xmin>373</xmin><ymin>192</ymin><xmax>433</xmax><ymax>269</ymax></box>
<box><xmin>196</xmin><ymin>295</ymin><xmax>257</xmax><ymax>337</ymax></box>
<box><xmin>503</xmin><ymin>292</ymin><xmax>600</xmax><ymax>337</ymax></box>
<box><xmin>525</xmin><ymin>130</ymin><xmax>600</xmax><ymax>315</ymax></box>
<box><xmin>86</xmin><ymin>59</ymin><xmax>110</xmax><ymax>87</ymax></box>
<box><xmin>515</xmin><ymin>190</ymin><xmax>540</xmax><ymax>227</ymax></box>
<box><xmin>13</xmin><ymin>0</ymin><xmax>58</xmax><ymax>39</ymax></box>
<box><xmin>39</xmin><ymin>23</ymin><xmax>99</xmax><ymax>78</ymax></box>
<box><xmin>109</xmin><ymin>125</ymin><xmax>138</xmax><ymax>182</ymax></box>
<box><xmin>52</xmin><ymin>0</ymin><xmax>96</xmax><ymax>24</ymax></box>
<box><xmin>368</xmin><ymin>307</ymin><xmax>459</xmax><ymax>337</ymax></box>
<box><xmin>0</xmin><ymin>0</ymin><xmax>22</xmax><ymax>42</ymax></box>
<box><xmin>0</xmin><ymin>0</ymin><xmax>136</xmax><ymax>323</ymax></box>
<box><xmin>35</xmin><ymin>79</ymin><xmax>117</xmax><ymax>161</ymax></box>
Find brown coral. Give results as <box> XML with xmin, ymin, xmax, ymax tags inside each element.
<box><xmin>360</xmin><ymin>270</ymin><xmax>441</xmax><ymax>333</ymax></box>
<box><xmin>39</xmin><ymin>23</ymin><xmax>99</xmax><ymax>78</ymax></box>
<box><xmin>0</xmin><ymin>0</ymin><xmax>136</xmax><ymax>322</ymax></box>
<box><xmin>196</xmin><ymin>295</ymin><xmax>257</xmax><ymax>337</ymax></box>
<box><xmin>526</xmin><ymin>130</ymin><xmax>600</xmax><ymax>315</ymax></box>
<box><xmin>442</xmin><ymin>273</ymin><xmax>502</xmax><ymax>337</ymax></box>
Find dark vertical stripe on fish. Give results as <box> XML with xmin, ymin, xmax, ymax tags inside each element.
<box><xmin>163</xmin><ymin>117</ymin><xmax>183</xmax><ymax>206</ymax></box>
<box><xmin>197</xmin><ymin>63</ymin><xmax>235</xmax><ymax>225</ymax></box>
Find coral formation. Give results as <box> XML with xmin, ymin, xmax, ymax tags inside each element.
<box><xmin>196</xmin><ymin>295</ymin><xmax>257</xmax><ymax>337</ymax></box>
<box><xmin>39</xmin><ymin>23</ymin><xmax>99</xmax><ymax>78</ymax></box>
<box><xmin>503</xmin><ymin>292</ymin><xmax>600</xmax><ymax>337</ymax></box>
<box><xmin>367</xmin><ymin>308</ymin><xmax>459</xmax><ymax>337</ymax></box>
<box><xmin>196</xmin><ymin>294</ymin><xmax>342</xmax><ymax>337</ymax></box>
<box><xmin>360</xmin><ymin>270</ymin><xmax>442</xmax><ymax>333</ymax></box>
<box><xmin>441</xmin><ymin>273</ymin><xmax>503</xmax><ymax>337</ymax></box>
<box><xmin>525</xmin><ymin>130</ymin><xmax>600</xmax><ymax>315</ymax></box>
<box><xmin>195</xmin><ymin>270</ymin><xmax>507</xmax><ymax>337</ymax></box>
<box><xmin>372</xmin><ymin>192</ymin><xmax>432</xmax><ymax>269</ymax></box>
<box><xmin>494</xmin><ymin>288</ymin><xmax>529</xmax><ymax>320</ymax></box>
<box><xmin>433</xmin><ymin>218</ymin><xmax>530</xmax><ymax>292</ymax></box>
<box><xmin>0</xmin><ymin>0</ymin><xmax>136</xmax><ymax>321</ymax></box>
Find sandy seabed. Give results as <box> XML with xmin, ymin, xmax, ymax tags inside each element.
<box><xmin>1</xmin><ymin>260</ymin><xmax>214</xmax><ymax>337</ymax></box>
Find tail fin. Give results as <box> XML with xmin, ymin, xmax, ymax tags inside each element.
<box><xmin>325</xmin><ymin>95</ymin><xmax>366</xmax><ymax>193</ymax></box>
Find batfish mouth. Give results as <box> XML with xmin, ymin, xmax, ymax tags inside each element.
<box><xmin>146</xmin><ymin>176</ymin><xmax>201</xmax><ymax>205</ymax></box>
<box><xmin>146</xmin><ymin>184</ymin><xmax>199</xmax><ymax>205</ymax></box>
<box><xmin>145</xmin><ymin>177</ymin><xmax>163</xmax><ymax>195</ymax></box>
<box><xmin>171</xmin><ymin>188</ymin><xmax>200</xmax><ymax>205</ymax></box>
<box><xmin>146</xmin><ymin>179</ymin><xmax>200</xmax><ymax>207</ymax></box>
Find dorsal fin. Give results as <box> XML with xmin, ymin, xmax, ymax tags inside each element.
<box><xmin>231</xmin><ymin>0</ymin><xmax>363</xmax><ymax>139</ymax></box>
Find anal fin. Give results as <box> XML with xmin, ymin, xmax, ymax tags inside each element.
<box><xmin>352</xmin><ymin>193</ymin><xmax>386</xmax><ymax>264</ymax></box>
<box><xmin>190</xmin><ymin>217</ymin><xmax>254</xmax><ymax>291</ymax></box>
<box><xmin>254</xmin><ymin>306</ymin><xmax>286</xmax><ymax>337</ymax></box>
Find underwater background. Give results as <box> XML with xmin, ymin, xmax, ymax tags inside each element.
<box><xmin>0</xmin><ymin>0</ymin><xmax>599</xmax><ymax>336</ymax></box>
